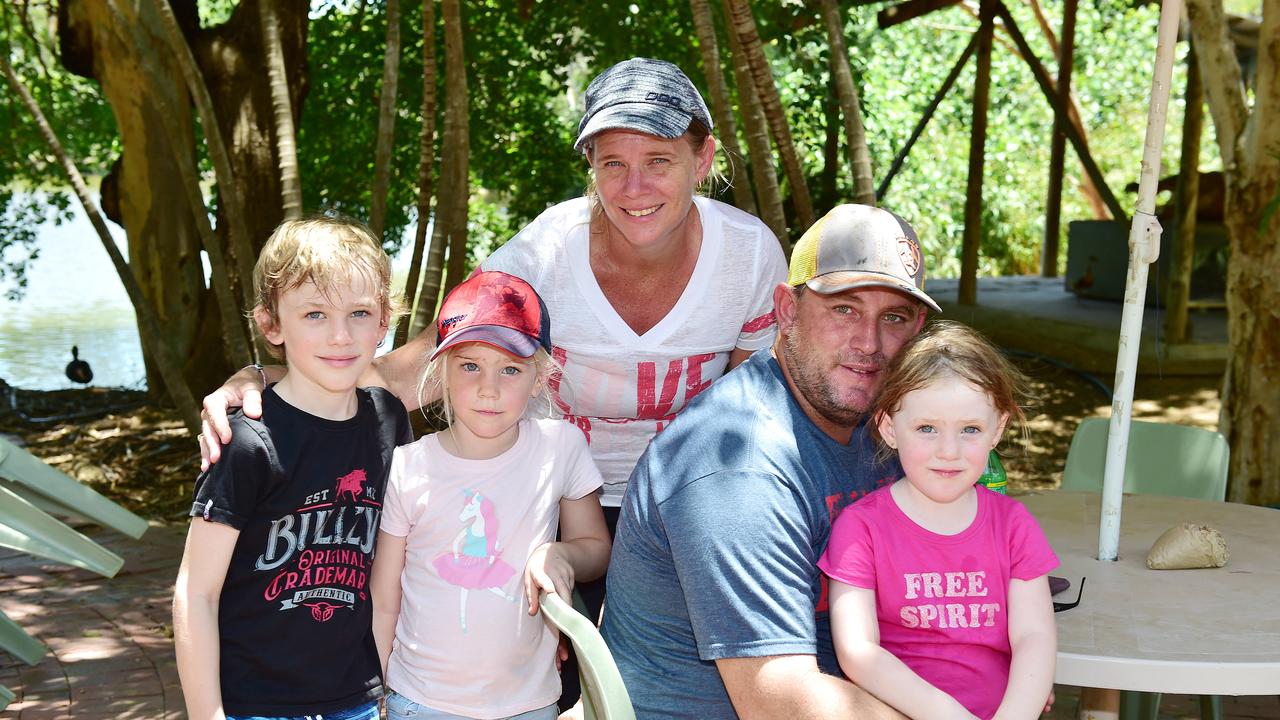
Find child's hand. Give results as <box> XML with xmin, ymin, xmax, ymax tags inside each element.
<box><xmin>524</xmin><ymin>542</ymin><xmax>575</xmax><ymax>614</ymax></box>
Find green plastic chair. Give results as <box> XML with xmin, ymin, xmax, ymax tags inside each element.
<box><xmin>1062</xmin><ymin>417</ymin><xmax>1229</xmax><ymax>720</ymax></box>
<box><xmin>1061</xmin><ymin>417</ymin><xmax>1229</xmax><ymax>501</ymax></box>
<box><xmin>0</xmin><ymin>436</ymin><xmax>148</xmax><ymax>539</ymax></box>
<box><xmin>539</xmin><ymin>591</ymin><xmax>636</xmax><ymax>720</ymax></box>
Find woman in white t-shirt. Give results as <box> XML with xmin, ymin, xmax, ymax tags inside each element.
<box><xmin>203</xmin><ymin>56</ymin><xmax>785</xmax><ymax>510</ymax></box>
<box><xmin>198</xmin><ymin>55</ymin><xmax>787</xmax><ymax>708</ymax></box>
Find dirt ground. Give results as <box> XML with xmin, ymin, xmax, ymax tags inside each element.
<box><xmin>0</xmin><ymin>356</ymin><xmax>1224</xmax><ymax>522</ymax></box>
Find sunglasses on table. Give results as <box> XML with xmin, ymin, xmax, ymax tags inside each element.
<box><xmin>1053</xmin><ymin>577</ymin><xmax>1086</xmax><ymax>613</ymax></box>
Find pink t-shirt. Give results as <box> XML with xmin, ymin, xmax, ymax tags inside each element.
<box><xmin>380</xmin><ymin>418</ymin><xmax>603</xmax><ymax>718</ymax></box>
<box><xmin>818</xmin><ymin>485</ymin><xmax>1058</xmax><ymax>720</ymax></box>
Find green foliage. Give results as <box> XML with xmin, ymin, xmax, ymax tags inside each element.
<box><xmin>1</xmin><ymin>1</ymin><xmax>119</xmax><ymax>299</ymax></box>
<box><xmin>5</xmin><ymin>0</ymin><xmax>1222</xmax><ymax>285</ymax></box>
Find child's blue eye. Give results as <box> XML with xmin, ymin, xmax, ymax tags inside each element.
<box><xmin>306</xmin><ymin>311</ymin><xmax>325</xmax><ymax>320</ymax></box>
<box><xmin>962</xmin><ymin>426</ymin><xmax>982</xmax><ymax>434</ymax></box>
<box><xmin>501</xmin><ymin>366</ymin><xmax>521</xmax><ymax>376</ymax></box>
<box><xmin>917</xmin><ymin>424</ymin><xmax>935</xmax><ymax>434</ymax></box>
<box><xmin>461</xmin><ymin>362</ymin><xmax>479</xmax><ymax>372</ymax></box>
<box><xmin>352</xmin><ymin>309</ymin><xmax>371</xmax><ymax>318</ymax></box>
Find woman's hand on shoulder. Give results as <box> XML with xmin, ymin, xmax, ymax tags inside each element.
<box><xmin>199</xmin><ymin>364</ymin><xmax>278</xmax><ymax>470</ymax></box>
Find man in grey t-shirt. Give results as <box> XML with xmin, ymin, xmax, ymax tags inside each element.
<box><xmin>602</xmin><ymin>204</ymin><xmax>942</xmax><ymax>719</ymax></box>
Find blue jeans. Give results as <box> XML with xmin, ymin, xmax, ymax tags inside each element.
<box><xmin>227</xmin><ymin>699</ymin><xmax>380</xmax><ymax>720</ymax></box>
<box><xmin>385</xmin><ymin>689</ymin><xmax>557</xmax><ymax>720</ymax></box>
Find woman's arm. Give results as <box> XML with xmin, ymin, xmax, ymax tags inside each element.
<box><xmin>992</xmin><ymin>576</ymin><xmax>1056</xmax><ymax>720</ymax></box>
<box><xmin>523</xmin><ymin>494</ymin><xmax>611</xmax><ymax>614</ymax></box>
<box><xmin>369</xmin><ymin>530</ymin><xmax>408</xmax><ymax>678</ymax></box>
<box><xmin>828</xmin><ymin>581</ymin><xmax>978</xmax><ymax>720</ymax></box>
<box><xmin>172</xmin><ymin>519</ymin><xmax>239</xmax><ymax>720</ymax></box>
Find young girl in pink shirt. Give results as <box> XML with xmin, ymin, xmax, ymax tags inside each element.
<box><xmin>370</xmin><ymin>271</ymin><xmax>611</xmax><ymax>720</ymax></box>
<box><xmin>819</xmin><ymin>321</ymin><xmax>1058</xmax><ymax>720</ymax></box>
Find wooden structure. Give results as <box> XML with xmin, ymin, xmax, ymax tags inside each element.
<box><xmin>867</xmin><ymin>0</ymin><xmax>1250</xmax><ymax>343</ymax></box>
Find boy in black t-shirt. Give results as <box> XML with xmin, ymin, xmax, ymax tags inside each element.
<box><xmin>174</xmin><ymin>217</ymin><xmax>411</xmax><ymax>720</ymax></box>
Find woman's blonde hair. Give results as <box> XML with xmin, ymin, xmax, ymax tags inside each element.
<box><xmin>252</xmin><ymin>215</ymin><xmax>403</xmax><ymax>360</ymax></box>
<box><xmin>871</xmin><ymin>320</ymin><xmax>1034</xmax><ymax>457</ymax></box>
<box><xmin>415</xmin><ymin>344</ymin><xmax>560</xmax><ymax>428</ymax></box>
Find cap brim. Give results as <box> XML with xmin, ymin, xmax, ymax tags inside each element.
<box><xmin>430</xmin><ymin>325</ymin><xmax>540</xmax><ymax>361</ymax></box>
<box><xmin>805</xmin><ymin>271</ymin><xmax>942</xmax><ymax>313</ymax></box>
<box><xmin>574</xmin><ymin>102</ymin><xmax>693</xmax><ymax>153</ymax></box>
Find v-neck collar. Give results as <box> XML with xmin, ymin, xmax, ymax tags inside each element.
<box><xmin>567</xmin><ymin>196</ymin><xmax>722</xmax><ymax>347</ymax></box>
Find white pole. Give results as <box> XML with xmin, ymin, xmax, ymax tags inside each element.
<box><xmin>1099</xmin><ymin>0</ymin><xmax>1182</xmax><ymax>561</ymax></box>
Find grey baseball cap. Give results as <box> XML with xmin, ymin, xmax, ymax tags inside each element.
<box><xmin>574</xmin><ymin>57</ymin><xmax>714</xmax><ymax>154</ymax></box>
<box><xmin>787</xmin><ymin>204</ymin><xmax>941</xmax><ymax>313</ymax></box>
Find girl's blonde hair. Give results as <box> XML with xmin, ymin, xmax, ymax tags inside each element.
<box><xmin>415</xmin><ymin>344</ymin><xmax>560</xmax><ymax>428</ymax></box>
<box><xmin>871</xmin><ymin>320</ymin><xmax>1034</xmax><ymax>455</ymax></box>
<box><xmin>252</xmin><ymin>215</ymin><xmax>403</xmax><ymax>360</ymax></box>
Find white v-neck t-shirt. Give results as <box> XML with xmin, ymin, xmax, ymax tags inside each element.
<box><xmin>482</xmin><ymin>195</ymin><xmax>786</xmax><ymax>506</ymax></box>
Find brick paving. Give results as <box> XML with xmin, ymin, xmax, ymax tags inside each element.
<box><xmin>1</xmin><ymin>521</ymin><xmax>1277</xmax><ymax>719</ymax></box>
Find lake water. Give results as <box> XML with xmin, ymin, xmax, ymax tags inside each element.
<box><xmin>0</xmin><ymin>203</ymin><xmax>413</xmax><ymax>391</ymax></box>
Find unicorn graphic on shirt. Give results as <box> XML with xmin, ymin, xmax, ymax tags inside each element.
<box><xmin>432</xmin><ymin>489</ymin><xmax>517</xmax><ymax>631</ymax></box>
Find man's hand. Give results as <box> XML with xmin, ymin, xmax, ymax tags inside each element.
<box><xmin>199</xmin><ymin>365</ymin><xmax>273</xmax><ymax>470</ymax></box>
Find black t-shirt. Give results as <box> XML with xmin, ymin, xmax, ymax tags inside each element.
<box><xmin>190</xmin><ymin>386</ymin><xmax>412</xmax><ymax>717</ymax></box>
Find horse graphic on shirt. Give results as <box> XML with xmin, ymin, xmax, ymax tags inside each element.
<box><xmin>432</xmin><ymin>489</ymin><xmax>517</xmax><ymax>631</ymax></box>
<box><xmin>334</xmin><ymin>468</ymin><xmax>366</xmax><ymax>503</ymax></box>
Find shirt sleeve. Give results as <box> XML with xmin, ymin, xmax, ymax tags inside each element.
<box><xmin>558</xmin><ymin>424</ymin><xmax>604</xmax><ymax>501</ymax></box>
<box><xmin>816</xmin><ymin>503</ymin><xmax>877</xmax><ymax>590</ymax></box>
<box><xmin>735</xmin><ymin>230</ymin><xmax>787</xmax><ymax>351</ymax></box>
<box><xmin>662</xmin><ymin>469</ymin><xmax>823</xmax><ymax>661</ymax></box>
<box><xmin>1008</xmin><ymin>501</ymin><xmax>1059</xmax><ymax>580</ymax></box>
<box><xmin>189</xmin><ymin>419</ymin><xmax>272</xmax><ymax>530</ymax></box>
<box><xmin>479</xmin><ymin>218</ymin><xmax>543</xmax><ymax>285</ymax></box>
<box><xmin>379</xmin><ymin>445</ymin><xmax>413</xmax><ymax>538</ymax></box>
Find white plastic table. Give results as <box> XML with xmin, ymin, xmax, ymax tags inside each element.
<box><xmin>1018</xmin><ymin>490</ymin><xmax>1280</xmax><ymax>695</ymax></box>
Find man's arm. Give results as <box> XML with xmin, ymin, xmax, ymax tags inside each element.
<box><xmin>717</xmin><ymin>654</ymin><xmax>906</xmax><ymax>720</ymax></box>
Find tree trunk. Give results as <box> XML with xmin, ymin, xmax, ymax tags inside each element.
<box><xmin>3</xmin><ymin>54</ymin><xmax>200</xmax><ymax>434</ymax></box>
<box><xmin>194</xmin><ymin>0</ymin><xmax>309</xmax><ymax>256</ymax></box>
<box><xmin>397</xmin><ymin>0</ymin><xmax>439</xmax><ymax>348</ymax></box>
<box><xmin>725</xmin><ymin>0</ymin><xmax>815</xmax><ymax>233</ymax></box>
<box><xmin>1164</xmin><ymin>42</ymin><xmax>1204</xmax><ymax>344</ymax></box>
<box><xmin>689</xmin><ymin>0</ymin><xmax>755</xmax><ymax>214</ymax></box>
<box><xmin>148</xmin><ymin>0</ymin><xmax>259</xmax><ymax>352</ymax></box>
<box><xmin>369</xmin><ymin>0</ymin><xmax>402</xmax><ymax>240</ymax></box>
<box><xmin>959</xmin><ymin>0</ymin><xmax>994</xmax><ymax>306</ymax></box>
<box><xmin>1041</xmin><ymin>0</ymin><xmax>1077</xmax><ymax>277</ymax></box>
<box><xmin>722</xmin><ymin>0</ymin><xmax>787</xmax><ymax>248</ymax></box>
<box><xmin>59</xmin><ymin>0</ymin><xmax>221</xmax><ymax>397</ymax></box>
<box><xmin>259</xmin><ymin>0</ymin><xmax>303</xmax><ymax>219</ymax></box>
<box><xmin>1186</xmin><ymin>0</ymin><xmax>1279</xmax><ymax>506</ymax></box>
<box><xmin>432</xmin><ymin>0</ymin><xmax>470</xmax><ymax>304</ymax></box>
<box><xmin>1024</xmin><ymin>0</ymin><xmax>1108</xmax><ymax>219</ymax></box>
<box><xmin>818</xmin><ymin>0</ymin><xmax>875</xmax><ymax>205</ymax></box>
<box><xmin>108</xmin><ymin>0</ymin><xmax>253</xmax><ymax>369</ymax></box>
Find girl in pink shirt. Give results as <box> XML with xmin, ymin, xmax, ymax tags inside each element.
<box><xmin>819</xmin><ymin>321</ymin><xmax>1058</xmax><ymax>720</ymax></box>
<box><xmin>370</xmin><ymin>272</ymin><xmax>611</xmax><ymax>720</ymax></box>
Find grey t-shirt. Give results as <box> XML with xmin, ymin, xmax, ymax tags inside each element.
<box><xmin>601</xmin><ymin>350</ymin><xmax>899</xmax><ymax>719</ymax></box>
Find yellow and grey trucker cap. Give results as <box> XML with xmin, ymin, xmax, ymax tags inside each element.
<box><xmin>787</xmin><ymin>204</ymin><xmax>941</xmax><ymax>313</ymax></box>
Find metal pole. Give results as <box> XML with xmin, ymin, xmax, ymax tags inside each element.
<box><xmin>1099</xmin><ymin>0</ymin><xmax>1182</xmax><ymax>561</ymax></box>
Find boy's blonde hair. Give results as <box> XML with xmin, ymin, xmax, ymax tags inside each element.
<box><xmin>871</xmin><ymin>320</ymin><xmax>1034</xmax><ymax>457</ymax></box>
<box><xmin>252</xmin><ymin>215</ymin><xmax>403</xmax><ymax>360</ymax></box>
<box><xmin>416</xmin><ymin>344</ymin><xmax>559</xmax><ymax>427</ymax></box>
